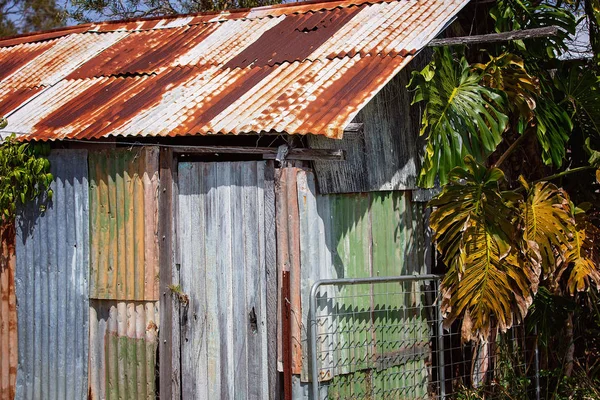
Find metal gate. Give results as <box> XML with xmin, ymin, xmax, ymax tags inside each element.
<box><xmin>309</xmin><ymin>275</ymin><xmax>443</xmax><ymax>400</ymax></box>
<box><xmin>309</xmin><ymin>275</ymin><xmax>540</xmax><ymax>400</ymax></box>
<box><xmin>177</xmin><ymin>161</ymin><xmax>274</xmax><ymax>399</ymax></box>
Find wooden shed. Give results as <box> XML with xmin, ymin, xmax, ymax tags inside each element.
<box><xmin>0</xmin><ymin>0</ymin><xmax>468</xmax><ymax>398</ymax></box>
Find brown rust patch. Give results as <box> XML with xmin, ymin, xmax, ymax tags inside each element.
<box><xmin>0</xmin><ymin>224</ymin><xmax>17</xmax><ymax>400</ymax></box>
<box><xmin>223</xmin><ymin>6</ymin><xmax>363</xmax><ymax>69</ymax></box>
<box><xmin>35</xmin><ymin>67</ymin><xmax>199</xmax><ymax>139</ymax></box>
<box><xmin>0</xmin><ymin>40</ymin><xmax>57</xmax><ymax>82</ymax></box>
<box><xmin>0</xmin><ymin>87</ymin><xmax>44</xmax><ymax>116</ymax></box>
<box><xmin>67</xmin><ymin>25</ymin><xmax>218</xmax><ymax>79</ymax></box>
<box><xmin>183</xmin><ymin>65</ymin><xmax>272</xmax><ymax>134</ymax></box>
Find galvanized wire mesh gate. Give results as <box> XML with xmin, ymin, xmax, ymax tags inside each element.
<box><xmin>309</xmin><ymin>275</ymin><xmax>540</xmax><ymax>399</ymax></box>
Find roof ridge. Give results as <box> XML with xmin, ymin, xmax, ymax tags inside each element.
<box><xmin>0</xmin><ymin>0</ymin><xmax>396</xmax><ymax>47</ymax></box>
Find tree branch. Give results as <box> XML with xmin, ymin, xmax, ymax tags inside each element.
<box><xmin>533</xmin><ymin>166</ymin><xmax>595</xmax><ymax>183</ymax></box>
<box><xmin>428</xmin><ymin>26</ymin><xmax>560</xmax><ymax>47</ymax></box>
<box><xmin>493</xmin><ymin>129</ymin><xmax>533</xmax><ymax>169</ymax></box>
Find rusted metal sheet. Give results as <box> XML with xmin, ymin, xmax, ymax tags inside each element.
<box><xmin>88</xmin><ymin>147</ymin><xmax>160</xmax><ymax>400</ymax></box>
<box><xmin>0</xmin><ymin>87</ymin><xmax>46</xmax><ymax>117</ymax></box>
<box><xmin>177</xmin><ymin>161</ymin><xmax>272</xmax><ymax>399</ymax></box>
<box><xmin>1</xmin><ymin>31</ymin><xmax>128</xmax><ymax>89</ymax></box>
<box><xmin>0</xmin><ymin>0</ymin><xmax>468</xmax><ymax>140</ymax></box>
<box><xmin>89</xmin><ymin>300</ymin><xmax>159</xmax><ymax>400</ymax></box>
<box><xmin>88</xmin><ymin>147</ymin><xmax>159</xmax><ymax>301</ymax></box>
<box><xmin>0</xmin><ymin>225</ymin><xmax>17</xmax><ymax>400</ymax></box>
<box><xmin>275</xmin><ymin>167</ymin><xmax>304</xmax><ymax>377</ymax></box>
<box><xmin>15</xmin><ymin>150</ymin><xmax>90</xmax><ymax>400</ymax></box>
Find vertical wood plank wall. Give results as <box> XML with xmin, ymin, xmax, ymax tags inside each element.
<box><xmin>177</xmin><ymin>161</ymin><xmax>274</xmax><ymax>400</ymax></box>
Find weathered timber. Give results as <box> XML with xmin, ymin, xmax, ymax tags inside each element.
<box><xmin>428</xmin><ymin>26</ymin><xmax>559</xmax><ymax>47</ymax></box>
<box><xmin>159</xmin><ymin>148</ymin><xmax>175</xmax><ymax>400</ymax></box>
<box><xmin>308</xmin><ymin>52</ymin><xmax>429</xmax><ymax>194</ymax></box>
<box><xmin>264</xmin><ymin>162</ymin><xmax>280</xmax><ymax>400</ymax></box>
<box><xmin>172</xmin><ymin>146</ymin><xmax>345</xmax><ymax>161</ymax></box>
<box><xmin>282</xmin><ymin>271</ymin><xmax>292</xmax><ymax>400</ymax></box>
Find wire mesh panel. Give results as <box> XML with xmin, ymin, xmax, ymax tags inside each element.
<box><xmin>309</xmin><ymin>275</ymin><xmax>443</xmax><ymax>400</ymax></box>
<box><xmin>441</xmin><ymin>322</ymin><xmax>539</xmax><ymax>400</ymax></box>
<box><xmin>309</xmin><ymin>276</ymin><xmax>540</xmax><ymax>400</ymax></box>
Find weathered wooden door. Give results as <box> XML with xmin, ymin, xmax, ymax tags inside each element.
<box><xmin>177</xmin><ymin>161</ymin><xmax>276</xmax><ymax>400</ymax></box>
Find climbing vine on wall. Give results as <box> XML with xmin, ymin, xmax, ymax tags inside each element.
<box><xmin>0</xmin><ymin>132</ymin><xmax>53</xmax><ymax>225</ymax></box>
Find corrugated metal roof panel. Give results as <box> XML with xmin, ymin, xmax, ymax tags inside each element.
<box><xmin>15</xmin><ymin>150</ymin><xmax>90</xmax><ymax>400</ymax></box>
<box><xmin>2</xmin><ymin>32</ymin><xmax>129</xmax><ymax>89</ymax></box>
<box><xmin>0</xmin><ymin>0</ymin><xmax>468</xmax><ymax>140</ymax></box>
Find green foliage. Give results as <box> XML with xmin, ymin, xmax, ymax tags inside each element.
<box><xmin>430</xmin><ymin>156</ymin><xmax>531</xmax><ymax>337</ymax></box>
<box><xmin>556</xmin><ymin>64</ymin><xmax>600</xmax><ymax>138</ymax></box>
<box><xmin>408</xmin><ymin>48</ymin><xmax>508</xmax><ymax>188</ymax></box>
<box><xmin>474</xmin><ymin>53</ymin><xmax>539</xmax><ymax>129</ymax></box>
<box><xmin>0</xmin><ymin>0</ymin><xmax>65</xmax><ymax>37</ymax></box>
<box><xmin>534</xmin><ymin>93</ymin><xmax>573</xmax><ymax>167</ymax></box>
<box><xmin>0</xmin><ymin>134</ymin><xmax>53</xmax><ymax>225</ymax></box>
<box><xmin>490</xmin><ymin>0</ymin><xmax>576</xmax><ymax>59</ymax></box>
<box><xmin>70</xmin><ymin>0</ymin><xmax>281</xmax><ymax>22</ymax></box>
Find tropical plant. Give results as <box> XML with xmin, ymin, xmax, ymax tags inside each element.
<box><xmin>411</xmin><ymin>0</ymin><xmax>600</xmax><ymax>344</ymax></box>
<box><xmin>0</xmin><ymin>133</ymin><xmax>53</xmax><ymax>226</ymax></box>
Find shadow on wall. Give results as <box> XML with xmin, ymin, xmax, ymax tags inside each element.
<box><xmin>308</xmin><ymin>50</ymin><xmax>432</xmax><ymax>195</ymax></box>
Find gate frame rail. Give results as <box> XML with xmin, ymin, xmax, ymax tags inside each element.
<box><xmin>308</xmin><ymin>274</ymin><xmax>444</xmax><ymax>400</ymax></box>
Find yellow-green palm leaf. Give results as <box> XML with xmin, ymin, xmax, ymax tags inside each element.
<box><xmin>521</xmin><ymin>180</ymin><xmax>573</xmax><ymax>278</ymax></box>
<box><xmin>557</xmin><ymin>210</ymin><xmax>600</xmax><ymax>294</ymax></box>
<box><xmin>431</xmin><ymin>156</ymin><xmax>533</xmax><ymax>339</ymax></box>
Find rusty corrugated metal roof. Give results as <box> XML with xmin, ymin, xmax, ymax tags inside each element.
<box><xmin>0</xmin><ymin>0</ymin><xmax>468</xmax><ymax>140</ymax></box>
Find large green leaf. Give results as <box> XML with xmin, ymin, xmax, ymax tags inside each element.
<box><xmin>555</xmin><ymin>64</ymin><xmax>600</xmax><ymax>138</ymax></box>
<box><xmin>534</xmin><ymin>93</ymin><xmax>572</xmax><ymax>167</ymax></box>
<box><xmin>430</xmin><ymin>156</ymin><xmax>533</xmax><ymax>338</ymax></box>
<box><xmin>475</xmin><ymin>53</ymin><xmax>539</xmax><ymax>128</ymax></box>
<box><xmin>490</xmin><ymin>0</ymin><xmax>576</xmax><ymax>59</ymax></box>
<box><xmin>409</xmin><ymin>48</ymin><xmax>508</xmax><ymax>188</ymax></box>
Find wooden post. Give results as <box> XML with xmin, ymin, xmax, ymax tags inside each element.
<box><xmin>282</xmin><ymin>271</ymin><xmax>292</xmax><ymax>400</ymax></box>
<box><xmin>159</xmin><ymin>147</ymin><xmax>175</xmax><ymax>400</ymax></box>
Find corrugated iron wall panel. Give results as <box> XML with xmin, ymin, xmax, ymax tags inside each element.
<box><xmin>88</xmin><ymin>147</ymin><xmax>160</xmax><ymax>400</ymax></box>
<box><xmin>89</xmin><ymin>300</ymin><xmax>158</xmax><ymax>400</ymax></box>
<box><xmin>15</xmin><ymin>149</ymin><xmax>90</xmax><ymax>400</ymax></box>
<box><xmin>295</xmin><ymin>169</ymin><xmax>428</xmax><ymax>395</ymax></box>
<box><xmin>88</xmin><ymin>147</ymin><xmax>159</xmax><ymax>301</ymax></box>
<box><xmin>177</xmin><ymin>161</ymin><xmax>271</xmax><ymax>400</ymax></box>
<box><xmin>0</xmin><ymin>225</ymin><xmax>17</xmax><ymax>400</ymax></box>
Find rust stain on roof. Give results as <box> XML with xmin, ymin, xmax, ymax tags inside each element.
<box><xmin>0</xmin><ymin>0</ymin><xmax>468</xmax><ymax>140</ymax></box>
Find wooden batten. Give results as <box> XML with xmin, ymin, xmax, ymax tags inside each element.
<box><xmin>173</xmin><ymin>146</ymin><xmax>345</xmax><ymax>161</ymax></box>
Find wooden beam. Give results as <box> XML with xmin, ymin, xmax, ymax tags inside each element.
<box><xmin>159</xmin><ymin>147</ymin><xmax>175</xmax><ymax>400</ymax></box>
<box><xmin>173</xmin><ymin>146</ymin><xmax>345</xmax><ymax>161</ymax></box>
<box><xmin>428</xmin><ymin>26</ymin><xmax>559</xmax><ymax>47</ymax></box>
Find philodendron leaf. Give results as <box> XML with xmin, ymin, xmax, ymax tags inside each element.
<box><xmin>521</xmin><ymin>179</ymin><xmax>573</xmax><ymax>278</ymax></box>
<box><xmin>409</xmin><ymin>47</ymin><xmax>508</xmax><ymax>188</ymax></box>
<box><xmin>556</xmin><ymin>208</ymin><xmax>600</xmax><ymax>294</ymax></box>
<box><xmin>430</xmin><ymin>156</ymin><xmax>534</xmax><ymax>339</ymax></box>
<box><xmin>555</xmin><ymin>64</ymin><xmax>600</xmax><ymax>137</ymax></box>
<box><xmin>475</xmin><ymin>53</ymin><xmax>539</xmax><ymax>127</ymax></box>
<box><xmin>535</xmin><ymin>95</ymin><xmax>572</xmax><ymax>167</ymax></box>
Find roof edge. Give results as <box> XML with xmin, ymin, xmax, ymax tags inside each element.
<box><xmin>0</xmin><ymin>0</ymin><xmax>388</xmax><ymax>47</ymax></box>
